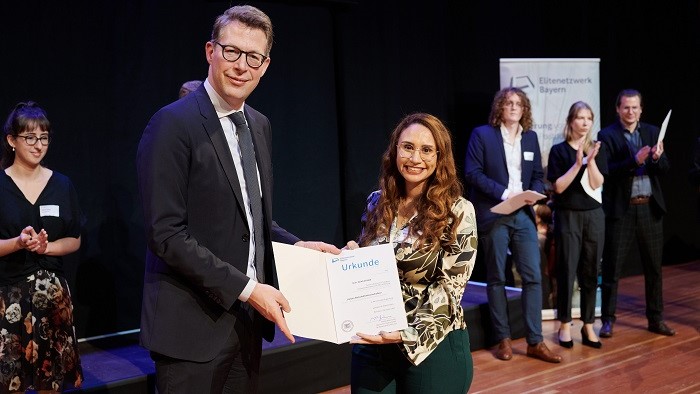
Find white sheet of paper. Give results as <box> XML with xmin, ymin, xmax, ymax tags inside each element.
<box><xmin>490</xmin><ymin>190</ymin><xmax>547</xmax><ymax>215</ymax></box>
<box><xmin>657</xmin><ymin>109</ymin><xmax>672</xmax><ymax>146</ymax></box>
<box><xmin>273</xmin><ymin>242</ymin><xmax>408</xmax><ymax>344</ymax></box>
<box><xmin>580</xmin><ymin>167</ymin><xmax>602</xmax><ymax>203</ymax></box>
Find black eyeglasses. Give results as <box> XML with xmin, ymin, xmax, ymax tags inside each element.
<box><xmin>213</xmin><ymin>41</ymin><xmax>268</xmax><ymax>69</ymax></box>
<box><xmin>16</xmin><ymin>135</ymin><xmax>51</xmax><ymax>146</ymax></box>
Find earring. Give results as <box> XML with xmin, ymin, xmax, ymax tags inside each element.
<box><xmin>12</xmin><ymin>147</ymin><xmax>14</xmax><ymax>152</ymax></box>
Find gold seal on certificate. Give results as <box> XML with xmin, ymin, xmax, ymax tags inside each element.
<box><xmin>272</xmin><ymin>242</ymin><xmax>408</xmax><ymax>344</ymax></box>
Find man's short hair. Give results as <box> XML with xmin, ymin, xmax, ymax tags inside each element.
<box><xmin>211</xmin><ymin>5</ymin><xmax>274</xmax><ymax>55</ymax></box>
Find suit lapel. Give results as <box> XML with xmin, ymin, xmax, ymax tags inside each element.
<box><xmin>493</xmin><ymin>127</ymin><xmax>508</xmax><ymax>173</ymax></box>
<box><xmin>196</xmin><ymin>91</ymin><xmax>247</xmax><ymax>213</ymax></box>
<box><xmin>639</xmin><ymin>124</ymin><xmax>653</xmax><ymax>146</ymax></box>
<box><xmin>520</xmin><ymin>132</ymin><xmax>530</xmax><ymax>181</ymax></box>
<box><xmin>244</xmin><ymin>106</ymin><xmax>273</xmax><ymax>223</ymax></box>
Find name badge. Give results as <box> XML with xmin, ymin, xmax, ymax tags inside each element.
<box><xmin>523</xmin><ymin>151</ymin><xmax>534</xmax><ymax>161</ymax></box>
<box><xmin>40</xmin><ymin>205</ymin><xmax>60</xmax><ymax>217</ymax></box>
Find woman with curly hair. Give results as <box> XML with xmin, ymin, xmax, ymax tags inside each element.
<box><xmin>0</xmin><ymin>102</ymin><xmax>83</xmax><ymax>392</ymax></box>
<box><xmin>348</xmin><ymin>113</ymin><xmax>478</xmax><ymax>393</ymax></box>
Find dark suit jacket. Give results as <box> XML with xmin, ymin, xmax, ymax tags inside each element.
<box><xmin>598</xmin><ymin>121</ymin><xmax>670</xmax><ymax>220</ymax></box>
<box><xmin>464</xmin><ymin>125</ymin><xmax>545</xmax><ymax>234</ymax></box>
<box><xmin>136</xmin><ymin>85</ymin><xmax>299</xmax><ymax>362</ymax></box>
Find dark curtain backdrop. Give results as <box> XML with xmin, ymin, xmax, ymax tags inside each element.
<box><xmin>1</xmin><ymin>0</ymin><xmax>698</xmax><ymax>338</ymax></box>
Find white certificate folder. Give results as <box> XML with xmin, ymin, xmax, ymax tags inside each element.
<box><xmin>272</xmin><ymin>242</ymin><xmax>408</xmax><ymax>344</ymax></box>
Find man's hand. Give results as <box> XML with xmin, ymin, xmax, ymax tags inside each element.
<box><xmin>295</xmin><ymin>240</ymin><xmax>341</xmax><ymax>254</ymax></box>
<box><xmin>247</xmin><ymin>283</ymin><xmax>295</xmax><ymax>343</ymax></box>
<box><xmin>635</xmin><ymin>145</ymin><xmax>652</xmax><ymax>165</ymax></box>
<box><xmin>652</xmin><ymin>141</ymin><xmax>664</xmax><ymax>161</ymax></box>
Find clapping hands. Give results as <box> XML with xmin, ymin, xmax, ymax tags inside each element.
<box><xmin>18</xmin><ymin>226</ymin><xmax>48</xmax><ymax>254</ymax></box>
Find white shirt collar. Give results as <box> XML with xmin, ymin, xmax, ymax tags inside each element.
<box><xmin>203</xmin><ymin>78</ymin><xmax>244</xmax><ymax>118</ymax></box>
<box><xmin>499</xmin><ymin>123</ymin><xmax>523</xmax><ymax>141</ymax></box>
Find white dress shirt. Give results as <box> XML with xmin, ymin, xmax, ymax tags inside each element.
<box><xmin>204</xmin><ymin>79</ymin><xmax>261</xmax><ymax>301</ymax></box>
<box><xmin>500</xmin><ymin>123</ymin><xmax>524</xmax><ymax>200</ymax></box>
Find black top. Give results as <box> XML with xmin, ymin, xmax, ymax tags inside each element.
<box><xmin>0</xmin><ymin>171</ymin><xmax>82</xmax><ymax>286</ymax></box>
<box><xmin>547</xmin><ymin>141</ymin><xmax>607</xmax><ymax>211</ymax></box>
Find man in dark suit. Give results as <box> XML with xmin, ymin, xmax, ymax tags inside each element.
<box><xmin>136</xmin><ymin>6</ymin><xmax>340</xmax><ymax>393</ymax></box>
<box><xmin>465</xmin><ymin>87</ymin><xmax>561</xmax><ymax>364</ymax></box>
<box><xmin>598</xmin><ymin>89</ymin><xmax>675</xmax><ymax>338</ymax></box>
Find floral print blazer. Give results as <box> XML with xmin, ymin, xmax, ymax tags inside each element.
<box><xmin>361</xmin><ymin>191</ymin><xmax>478</xmax><ymax>365</ymax></box>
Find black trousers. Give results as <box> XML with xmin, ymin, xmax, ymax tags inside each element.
<box><xmin>601</xmin><ymin>203</ymin><xmax>664</xmax><ymax>324</ymax></box>
<box><xmin>555</xmin><ymin>207</ymin><xmax>605</xmax><ymax>323</ymax></box>
<box><xmin>152</xmin><ymin>304</ymin><xmax>262</xmax><ymax>394</ymax></box>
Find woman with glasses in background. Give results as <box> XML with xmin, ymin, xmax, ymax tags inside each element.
<box><xmin>0</xmin><ymin>102</ymin><xmax>83</xmax><ymax>392</ymax></box>
<box><xmin>347</xmin><ymin>113</ymin><xmax>478</xmax><ymax>393</ymax></box>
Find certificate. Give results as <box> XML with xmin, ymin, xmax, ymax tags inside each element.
<box><xmin>657</xmin><ymin>109</ymin><xmax>671</xmax><ymax>146</ymax></box>
<box><xmin>490</xmin><ymin>190</ymin><xmax>547</xmax><ymax>215</ymax></box>
<box><xmin>272</xmin><ymin>242</ymin><xmax>408</xmax><ymax>344</ymax></box>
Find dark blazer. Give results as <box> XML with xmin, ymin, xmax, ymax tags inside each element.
<box><xmin>136</xmin><ymin>85</ymin><xmax>299</xmax><ymax>362</ymax></box>
<box><xmin>464</xmin><ymin>125</ymin><xmax>545</xmax><ymax>234</ymax></box>
<box><xmin>598</xmin><ymin>121</ymin><xmax>670</xmax><ymax>219</ymax></box>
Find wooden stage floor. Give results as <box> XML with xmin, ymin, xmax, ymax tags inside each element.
<box><xmin>324</xmin><ymin>260</ymin><xmax>700</xmax><ymax>393</ymax></box>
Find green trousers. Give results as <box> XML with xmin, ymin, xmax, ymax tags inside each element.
<box><xmin>351</xmin><ymin>329</ymin><xmax>473</xmax><ymax>393</ymax></box>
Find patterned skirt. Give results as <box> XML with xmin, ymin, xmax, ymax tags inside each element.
<box><xmin>0</xmin><ymin>270</ymin><xmax>83</xmax><ymax>392</ymax></box>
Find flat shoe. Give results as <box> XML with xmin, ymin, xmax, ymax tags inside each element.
<box><xmin>648</xmin><ymin>321</ymin><xmax>676</xmax><ymax>336</ymax></box>
<box><xmin>599</xmin><ymin>321</ymin><xmax>613</xmax><ymax>338</ymax></box>
<box><xmin>527</xmin><ymin>342</ymin><xmax>562</xmax><ymax>363</ymax></box>
<box><xmin>495</xmin><ymin>338</ymin><xmax>513</xmax><ymax>361</ymax></box>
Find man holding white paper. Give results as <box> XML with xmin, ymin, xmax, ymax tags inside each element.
<box><xmin>598</xmin><ymin>89</ymin><xmax>675</xmax><ymax>338</ymax></box>
<box><xmin>465</xmin><ymin>87</ymin><xmax>562</xmax><ymax>364</ymax></box>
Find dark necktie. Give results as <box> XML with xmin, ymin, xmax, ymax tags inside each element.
<box><xmin>230</xmin><ymin>111</ymin><xmax>265</xmax><ymax>283</ymax></box>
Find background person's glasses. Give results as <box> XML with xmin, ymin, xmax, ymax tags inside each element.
<box><xmin>16</xmin><ymin>135</ymin><xmax>51</xmax><ymax>146</ymax></box>
<box><xmin>504</xmin><ymin>101</ymin><xmax>523</xmax><ymax>108</ymax></box>
<box><xmin>213</xmin><ymin>41</ymin><xmax>268</xmax><ymax>68</ymax></box>
<box><xmin>397</xmin><ymin>142</ymin><xmax>438</xmax><ymax>161</ymax></box>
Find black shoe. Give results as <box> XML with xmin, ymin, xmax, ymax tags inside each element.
<box><xmin>581</xmin><ymin>328</ymin><xmax>602</xmax><ymax>349</ymax></box>
<box><xmin>558</xmin><ymin>328</ymin><xmax>573</xmax><ymax>348</ymax></box>
<box><xmin>599</xmin><ymin>321</ymin><xmax>613</xmax><ymax>338</ymax></box>
<box><xmin>648</xmin><ymin>321</ymin><xmax>676</xmax><ymax>336</ymax></box>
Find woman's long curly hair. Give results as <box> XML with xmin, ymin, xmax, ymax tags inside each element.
<box><xmin>488</xmin><ymin>87</ymin><xmax>534</xmax><ymax>131</ymax></box>
<box><xmin>359</xmin><ymin>113</ymin><xmax>463</xmax><ymax>251</ymax></box>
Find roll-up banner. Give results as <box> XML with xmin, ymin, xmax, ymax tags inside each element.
<box><xmin>500</xmin><ymin>58</ymin><xmax>600</xmax><ymax>173</ymax></box>
<box><xmin>499</xmin><ymin>58</ymin><xmax>601</xmax><ymax>319</ymax></box>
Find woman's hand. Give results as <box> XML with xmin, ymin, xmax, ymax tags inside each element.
<box><xmin>17</xmin><ymin>226</ymin><xmax>38</xmax><ymax>250</ymax></box>
<box><xmin>33</xmin><ymin>229</ymin><xmax>49</xmax><ymax>254</ymax></box>
<box><xmin>18</xmin><ymin>227</ymin><xmax>49</xmax><ymax>253</ymax></box>
<box><xmin>343</xmin><ymin>240</ymin><xmax>359</xmax><ymax>250</ymax></box>
<box><xmin>350</xmin><ymin>331</ymin><xmax>402</xmax><ymax>344</ymax></box>
<box><xmin>588</xmin><ymin>141</ymin><xmax>601</xmax><ymax>162</ymax></box>
<box><xmin>576</xmin><ymin>142</ymin><xmax>585</xmax><ymax>167</ymax></box>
